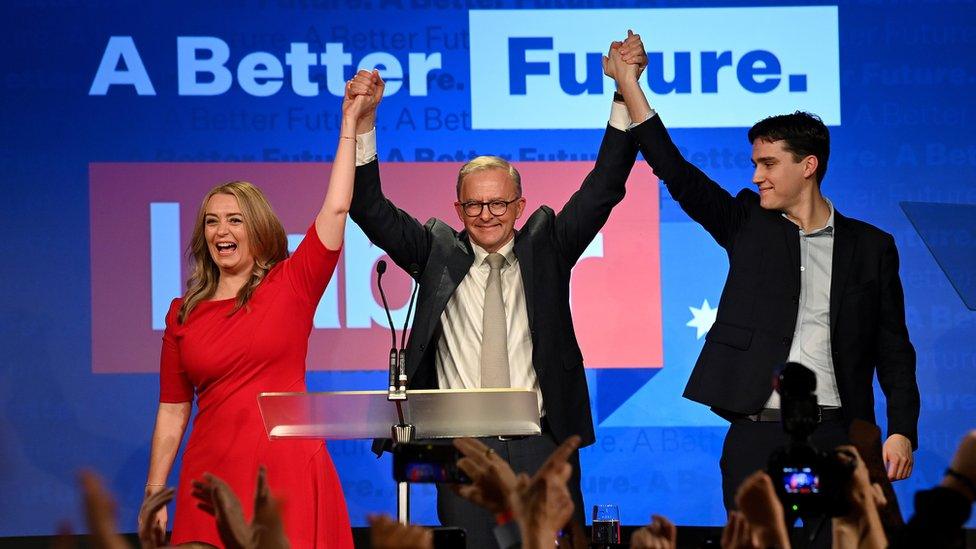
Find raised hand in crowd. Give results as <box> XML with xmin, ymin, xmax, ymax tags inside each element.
<box><xmin>454</xmin><ymin>435</ymin><xmax>581</xmax><ymax>548</ymax></box>
<box><xmin>250</xmin><ymin>466</ymin><xmax>289</xmax><ymax>549</ymax></box>
<box><xmin>191</xmin><ymin>473</ymin><xmax>252</xmax><ymax>549</ymax></box>
<box><xmin>367</xmin><ymin>514</ymin><xmax>433</xmax><ymax>549</ymax></box>
<box><xmin>720</xmin><ymin>511</ymin><xmax>758</xmax><ymax>549</ymax></box>
<box><xmin>831</xmin><ymin>446</ymin><xmax>888</xmax><ymax>549</ymax></box>
<box><xmin>138</xmin><ymin>484</ymin><xmax>175</xmax><ymax>549</ymax></box>
<box><xmin>630</xmin><ymin>514</ymin><xmax>678</xmax><ymax>549</ymax></box>
<box><xmin>51</xmin><ymin>521</ymin><xmax>76</xmax><ymax>549</ymax></box>
<box><xmin>942</xmin><ymin>429</ymin><xmax>976</xmax><ymax>502</ymax></box>
<box><xmin>453</xmin><ymin>438</ymin><xmax>519</xmax><ymax>513</ymax></box>
<box><xmin>509</xmin><ymin>453</ymin><xmax>576</xmax><ymax>549</ymax></box>
<box><xmin>890</xmin><ymin>429</ymin><xmax>976</xmax><ymax>549</ymax></box>
<box><xmin>79</xmin><ymin>470</ymin><xmax>131</xmax><ymax>549</ymax></box>
<box><xmin>347</xmin><ymin>68</ymin><xmax>386</xmax><ymax>134</ymax></box>
<box><xmin>734</xmin><ymin>471</ymin><xmax>791</xmax><ymax>549</ymax></box>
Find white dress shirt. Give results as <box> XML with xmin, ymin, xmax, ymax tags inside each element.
<box><xmin>765</xmin><ymin>199</ymin><xmax>842</xmax><ymax>408</ymax></box>
<box><xmin>435</xmin><ymin>238</ymin><xmax>543</xmax><ymax>414</ymax></box>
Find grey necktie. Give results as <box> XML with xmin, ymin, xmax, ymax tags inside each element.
<box><xmin>480</xmin><ymin>253</ymin><xmax>510</xmax><ymax>388</ymax></box>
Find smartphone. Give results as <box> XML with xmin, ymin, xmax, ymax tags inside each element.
<box><xmin>432</xmin><ymin>527</ymin><xmax>466</xmax><ymax>548</ymax></box>
<box><xmin>392</xmin><ymin>442</ymin><xmax>471</xmax><ymax>484</ymax></box>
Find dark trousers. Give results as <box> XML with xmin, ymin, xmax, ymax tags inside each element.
<box><xmin>436</xmin><ymin>424</ymin><xmax>585</xmax><ymax>549</ymax></box>
<box><xmin>721</xmin><ymin>417</ymin><xmax>849</xmax><ymax>549</ymax></box>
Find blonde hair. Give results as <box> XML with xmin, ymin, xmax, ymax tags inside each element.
<box><xmin>178</xmin><ymin>181</ymin><xmax>289</xmax><ymax>323</ymax></box>
<box><xmin>456</xmin><ymin>156</ymin><xmax>522</xmax><ymax>199</ymax></box>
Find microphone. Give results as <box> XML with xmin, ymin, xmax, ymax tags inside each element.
<box><xmin>375</xmin><ymin>260</ymin><xmax>398</xmax><ymax>393</ymax></box>
<box><xmin>397</xmin><ymin>264</ymin><xmax>421</xmax><ymax>393</ymax></box>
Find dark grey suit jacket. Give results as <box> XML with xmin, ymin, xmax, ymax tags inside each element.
<box><xmin>350</xmin><ymin>125</ymin><xmax>638</xmax><ymax>447</ymax></box>
<box><xmin>631</xmin><ymin>115</ymin><xmax>920</xmax><ymax>447</ymax></box>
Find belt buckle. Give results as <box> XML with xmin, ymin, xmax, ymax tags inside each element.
<box><xmin>816</xmin><ymin>406</ymin><xmax>823</xmax><ymax>424</ymax></box>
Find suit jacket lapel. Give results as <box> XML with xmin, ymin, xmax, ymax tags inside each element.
<box><xmin>437</xmin><ymin>233</ymin><xmax>475</xmax><ymax>317</ymax></box>
<box><xmin>409</xmin><ymin>233</ymin><xmax>473</xmax><ymax>381</ymax></box>
<box><xmin>780</xmin><ymin>216</ymin><xmax>801</xmax><ymax>296</ymax></box>
<box><xmin>830</xmin><ymin>212</ymin><xmax>857</xmax><ymax>334</ymax></box>
<box><xmin>514</xmin><ymin>230</ymin><xmax>535</xmax><ymax>329</ymax></box>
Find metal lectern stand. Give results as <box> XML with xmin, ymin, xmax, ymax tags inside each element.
<box><xmin>257</xmin><ymin>389</ymin><xmax>540</xmax><ymax>524</ymax></box>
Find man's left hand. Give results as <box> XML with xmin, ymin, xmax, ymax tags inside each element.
<box><xmin>882</xmin><ymin>434</ymin><xmax>914</xmax><ymax>481</ymax></box>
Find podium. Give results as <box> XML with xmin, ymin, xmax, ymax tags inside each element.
<box><xmin>257</xmin><ymin>388</ymin><xmax>540</xmax><ymax>523</ymax></box>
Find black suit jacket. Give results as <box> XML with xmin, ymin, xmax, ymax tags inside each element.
<box><xmin>349</xmin><ymin>125</ymin><xmax>638</xmax><ymax>448</ymax></box>
<box><xmin>631</xmin><ymin>116</ymin><xmax>920</xmax><ymax>447</ymax></box>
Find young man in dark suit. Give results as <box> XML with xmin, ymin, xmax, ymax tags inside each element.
<box><xmin>345</xmin><ymin>37</ymin><xmax>647</xmax><ymax>547</ymax></box>
<box><xmin>612</xmin><ymin>34</ymin><xmax>920</xmax><ymax>515</ymax></box>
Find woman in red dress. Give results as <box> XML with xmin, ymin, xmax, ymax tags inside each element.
<box><xmin>140</xmin><ymin>77</ymin><xmax>375</xmax><ymax>548</ymax></box>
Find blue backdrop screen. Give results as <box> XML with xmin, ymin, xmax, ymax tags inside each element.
<box><xmin>2</xmin><ymin>0</ymin><xmax>975</xmax><ymax>535</ymax></box>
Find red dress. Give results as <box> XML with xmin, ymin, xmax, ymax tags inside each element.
<box><xmin>160</xmin><ymin>224</ymin><xmax>353</xmax><ymax>548</ymax></box>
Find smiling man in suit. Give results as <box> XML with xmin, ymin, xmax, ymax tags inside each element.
<box><xmin>345</xmin><ymin>36</ymin><xmax>647</xmax><ymax>547</ymax></box>
<box><xmin>612</xmin><ymin>33</ymin><xmax>920</xmax><ymax>524</ymax></box>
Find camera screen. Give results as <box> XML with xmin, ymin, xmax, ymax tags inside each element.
<box><xmin>403</xmin><ymin>461</ymin><xmax>454</xmax><ymax>483</ymax></box>
<box><xmin>782</xmin><ymin>467</ymin><xmax>820</xmax><ymax>494</ymax></box>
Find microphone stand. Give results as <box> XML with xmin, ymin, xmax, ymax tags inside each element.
<box><xmin>376</xmin><ymin>260</ymin><xmax>420</xmax><ymax>524</ymax></box>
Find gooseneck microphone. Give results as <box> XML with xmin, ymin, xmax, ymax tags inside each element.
<box><xmin>375</xmin><ymin>260</ymin><xmax>398</xmax><ymax>393</ymax></box>
<box><xmin>396</xmin><ymin>264</ymin><xmax>421</xmax><ymax>393</ymax></box>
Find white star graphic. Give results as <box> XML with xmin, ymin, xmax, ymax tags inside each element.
<box><xmin>686</xmin><ymin>298</ymin><xmax>717</xmax><ymax>339</ymax></box>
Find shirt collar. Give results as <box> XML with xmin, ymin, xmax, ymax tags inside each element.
<box><xmin>471</xmin><ymin>236</ymin><xmax>517</xmax><ymax>267</ymax></box>
<box><xmin>783</xmin><ymin>197</ymin><xmax>835</xmax><ymax>236</ymax></box>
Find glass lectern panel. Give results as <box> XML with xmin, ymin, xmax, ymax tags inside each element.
<box><xmin>257</xmin><ymin>389</ymin><xmax>541</xmax><ymax>440</ymax></box>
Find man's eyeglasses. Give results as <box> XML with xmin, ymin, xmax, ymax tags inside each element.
<box><xmin>459</xmin><ymin>198</ymin><xmax>520</xmax><ymax>217</ymax></box>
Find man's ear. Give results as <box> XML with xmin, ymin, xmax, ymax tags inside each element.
<box><xmin>514</xmin><ymin>197</ymin><xmax>527</xmax><ymax>219</ymax></box>
<box><xmin>802</xmin><ymin>155</ymin><xmax>819</xmax><ymax>181</ymax></box>
<box><xmin>454</xmin><ymin>202</ymin><xmax>465</xmax><ymax>222</ymax></box>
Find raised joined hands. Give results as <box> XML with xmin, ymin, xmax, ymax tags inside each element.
<box><xmin>603</xmin><ymin>30</ymin><xmax>647</xmax><ymax>85</ymax></box>
<box><xmin>345</xmin><ymin>68</ymin><xmax>386</xmax><ymax>133</ymax></box>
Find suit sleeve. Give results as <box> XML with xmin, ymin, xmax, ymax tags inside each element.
<box><xmin>552</xmin><ymin>124</ymin><xmax>638</xmax><ymax>263</ymax></box>
<box><xmin>629</xmin><ymin>115</ymin><xmax>747</xmax><ymax>250</ymax></box>
<box><xmin>874</xmin><ymin>235</ymin><xmax>920</xmax><ymax>448</ymax></box>
<box><xmin>349</xmin><ymin>160</ymin><xmax>431</xmax><ymax>272</ymax></box>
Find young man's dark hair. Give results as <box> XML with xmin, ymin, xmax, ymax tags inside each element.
<box><xmin>748</xmin><ymin>111</ymin><xmax>830</xmax><ymax>185</ymax></box>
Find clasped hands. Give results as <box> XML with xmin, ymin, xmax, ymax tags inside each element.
<box><xmin>603</xmin><ymin>29</ymin><xmax>647</xmax><ymax>88</ymax></box>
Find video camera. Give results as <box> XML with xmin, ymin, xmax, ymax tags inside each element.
<box><xmin>766</xmin><ymin>362</ymin><xmax>855</xmax><ymax>518</ymax></box>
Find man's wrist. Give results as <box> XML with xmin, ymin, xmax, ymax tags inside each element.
<box><xmin>355</xmin><ymin>115</ymin><xmax>376</xmax><ymax>135</ymax></box>
<box><xmin>615</xmin><ymin>79</ymin><xmax>641</xmax><ymax>94</ymax></box>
